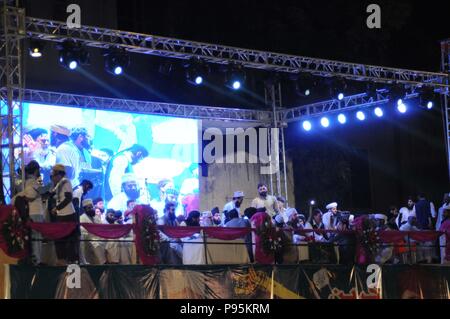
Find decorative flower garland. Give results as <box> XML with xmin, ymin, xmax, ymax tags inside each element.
<box><xmin>255</xmin><ymin>220</ymin><xmax>288</xmax><ymax>255</ymax></box>
<box><xmin>361</xmin><ymin>218</ymin><xmax>380</xmax><ymax>260</ymax></box>
<box><xmin>1</xmin><ymin>208</ymin><xmax>29</xmax><ymax>255</ymax></box>
<box><xmin>140</xmin><ymin>209</ymin><xmax>160</xmax><ymax>256</ymax></box>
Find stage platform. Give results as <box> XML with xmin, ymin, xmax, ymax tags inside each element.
<box><xmin>4</xmin><ymin>263</ymin><xmax>450</xmax><ymax>299</ymax></box>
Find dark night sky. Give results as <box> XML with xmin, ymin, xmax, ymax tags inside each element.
<box><xmin>24</xmin><ymin>0</ymin><xmax>450</xmax><ymax>212</ymax></box>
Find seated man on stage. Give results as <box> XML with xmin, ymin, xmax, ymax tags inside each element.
<box><xmin>103</xmin><ymin>210</ymin><xmax>134</xmax><ymax>264</ymax></box>
<box><xmin>79</xmin><ymin>199</ymin><xmax>106</xmax><ymax>265</ymax></box>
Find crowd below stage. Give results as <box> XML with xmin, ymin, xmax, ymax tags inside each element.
<box><xmin>10</xmin><ymin>160</ymin><xmax>450</xmax><ymax>267</ymax></box>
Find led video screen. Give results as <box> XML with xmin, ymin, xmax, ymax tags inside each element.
<box><xmin>20</xmin><ymin>102</ymin><xmax>200</xmax><ymax>217</ymax></box>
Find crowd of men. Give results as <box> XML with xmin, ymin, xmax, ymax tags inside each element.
<box><xmin>12</xmin><ymin>157</ymin><xmax>450</xmax><ymax>266</ymax></box>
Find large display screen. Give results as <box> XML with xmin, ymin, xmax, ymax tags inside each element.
<box><xmin>19</xmin><ymin>102</ymin><xmax>200</xmax><ymax>217</ymax></box>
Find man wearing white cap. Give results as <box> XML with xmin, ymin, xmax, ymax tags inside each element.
<box><xmin>396</xmin><ymin>198</ymin><xmax>416</xmax><ymax>228</ymax></box>
<box><xmin>79</xmin><ymin>199</ymin><xmax>106</xmax><ymax>264</ymax></box>
<box><xmin>107</xmin><ymin>173</ymin><xmax>150</xmax><ymax>212</ymax></box>
<box><xmin>223</xmin><ymin>191</ymin><xmax>245</xmax><ymax>217</ymax></box>
<box><xmin>323</xmin><ymin>202</ymin><xmax>339</xmax><ymax>230</ymax></box>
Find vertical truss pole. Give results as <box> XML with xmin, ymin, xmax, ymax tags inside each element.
<box><xmin>441</xmin><ymin>40</ymin><xmax>450</xmax><ymax>181</ymax></box>
<box><xmin>0</xmin><ymin>1</ymin><xmax>25</xmax><ymax>203</ymax></box>
<box><xmin>265</xmin><ymin>82</ymin><xmax>283</xmax><ymax>198</ymax></box>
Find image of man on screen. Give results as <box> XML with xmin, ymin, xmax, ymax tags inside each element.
<box><xmin>104</xmin><ymin>144</ymin><xmax>149</xmax><ymax>201</ymax></box>
<box><xmin>55</xmin><ymin>127</ymin><xmax>100</xmax><ymax>187</ymax></box>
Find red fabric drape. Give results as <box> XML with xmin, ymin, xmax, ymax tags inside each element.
<box><xmin>81</xmin><ymin>223</ymin><xmax>132</xmax><ymax>239</ymax></box>
<box><xmin>379</xmin><ymin>230</ymin><xmax>442</xmax><ymax>243</ymax></box>
<box><xmin>159</xmin><ymin>226</ymin><xmax>201</xmax><ymax>239</ymax></box>
<box><xmin>204</xmin><ymin>227</ymin><xmax>251</xmax><ymax>240</ymax></box>
<box><xmin>28</xmin><ymin>222</ymin><xmax>77</xmax><ymax>240</ymax></box>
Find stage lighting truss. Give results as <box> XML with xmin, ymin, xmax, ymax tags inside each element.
<box><xmin>365</xmin><ymin>82</ymin><xmax>380</xmax><ymax>100</ymax></box>
<box><xmin>291</xmin><ymin>73</ymin><xmax>317</xmax><ymax>97</ymax></box>
<box><xmin>184</xmin><ymin>58</ymin><xmax>209</xmax><ymax>85</ymax></box>
<box><xmin>56</xmin><ymin>40</ymin><xmax>90</xmax><ymax>70</ymax></box>
<box><xmin>103</xmin><ymin>47</ymin><xmax>130</xmax><ymax>75</ymax></box>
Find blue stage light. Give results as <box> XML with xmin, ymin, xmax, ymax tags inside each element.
<box><xmin>427</xmin><ymin>101</ymin><xmax>433</xmax><ymax>110</ymax></box>
<box><xmin>69</xmin><ymin>60</ymin><xmax>78</xmax><ymax>70</ymax></box>
<box><xmin>114</xmin><ymin>66</ymin><xmax>123</xmax><ymax>75</ymax></box>
<box><xmin>374</xmin><ymin>107</ymin><xmax>383</xmax><ymax>117</ymax></box>
<box><xmin>320</xmin><ymin>117</ymin><xmax>330</xmax><ymax>128</ymax></box>
<box><xmin>356</xmin><ymin>111</ymin><xmax>366</xmax><ymax>121</ymax></box>
<box><xmin>338</xmin><ymin>93</ymin><xmax>344</xmax><ymax>100</ymax></box>
<box><xmin>302</xmin><ymin>120</ymin><xmax>312</xmax><ymax>131</ymax></box>
<box><xmin>397</xmin><ymin>102</ymin><xmax>407</xmax><ymax>114</ymax></box>
<box><xmin>232</xmin><ymin>80</ymin><xmax>241</xmax><ymax>90</ymax></box>
<box><xmin>337</xmin><ymin>114</ymin><xmax>346</xmax><ymax>124</ymax></box>
<box><xmin>195</xmin><ymin>76</ymin><xmax>203</xmax><ymax>85</ymax></box>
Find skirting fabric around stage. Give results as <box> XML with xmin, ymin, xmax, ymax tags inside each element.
<box><xmin>7</xmin><ymin>264</ymin><xmax>450</xmax><ymax>299</ymax></box>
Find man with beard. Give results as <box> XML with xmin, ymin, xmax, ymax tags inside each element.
<box><xmin>250</xmin><ymin>184</ymin><xmax>278</xmax><ymax>217</ymax></box>
<box><xmin>107</xmin><ymin>173</ymin><xmax>150</xmax><ymax>212</ymax></box>
<box><xmin>79</xmin><ymin>199</ymin><xmax>106</xmax><ymax>264</ymax></box>
<box><xmin>104</xmin><ymin>144</ymin><xmax>149</xmax><ymax>200</ymax></box>
<box><xmin>223</xmin><ymin>191</ymin><xmax>245</xmax><ymax>219</ymax></box>
<box><xmin>56</xmin><ymin>127</ymin><xmax>100</xmax><ymax>187</ymax></box>
<box><xmin>158</xmin><ymin>202</ymin><xmax>183</xmax><ymax>264</ymax></box>
<box><xmin>323</xmin><ymin>202</ymin><xmax>339</xmax><ymax>230</ymax></box>
<box><xmin>211</xmin><ymin>207</ymin><xmax>222</xmax><ymax>226</ymax></box>
<box><xmin>397</xmin><ymin>197</ymin><xmax>416</xmax><ymax>228</ymax></box>
<box><xmin>93</xmin><ymin>197</ymin><xmax>105</xmax><ymax>219</ymax></box>
<box><xmin>165</xmin><ymin>188</ymin><xmax>184</xmax><ymax>219</ymax></box>
<box><xmin>72</xmin><ymin>179</ymin><xmax>94</xmax><ymax>215</ymax></box>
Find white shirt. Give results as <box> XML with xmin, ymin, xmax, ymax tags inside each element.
<box><xmin>223</xmin><ymin>201</ymin><xmax>241</xmax><ymax>215</ymax></box>
<box><xmin>396</xmin><ymin>207</ymin><xmax>416</xmax><ymax>227</ymax></box>
<box><xmin>73</xmin><ymin>186</ymin><xmax>84</xmax><ymax>211</ymax></box>
<box><xmin>322</xmin><ymin>211</ymin><xmax>338</xmax><ymax>230</ymax></box>
<box><xmin>56</xmin><ymin>141</ymin><xmax>90</xmax><ymax>187</ymax></box>
<box><xmin>53</xmin><ymin>178</ymin><xmax>75</xmax><ymax>216</ymax></box>
<box><xmin>108</xmin><ymin>151</ymin><xmax>133</xmax><ymax>198</ymax></box>
<box><xmin>23</xmin><ymin>177</ymin><xmax>44</xmax><ymax>216</ymax></box>
<box><xmin>250</xmin><ymin>195</ymin><xmax>278</xmax><ymax>217</ymax></box>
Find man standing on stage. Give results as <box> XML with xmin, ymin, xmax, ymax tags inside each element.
<box><xmin>250</xmin><ymin>183</ymin><xmax>278</xmax><ymax>217</ymax></box>
<box><xmin>49</xmin><ymin>164</ymin><xmax>78</xmax><ymax>266</ymax></box>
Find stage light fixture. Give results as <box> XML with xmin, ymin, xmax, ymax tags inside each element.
<box><xmin>356</xmin><ymin>111</ymin><xmax>366</xmax><ymax>121</ymax></box>
<box><xmin>57</xmin><ymin>40</ymin><xmax>90</xmax><ymax>71</ymax></box>
<box><xmin>374</xmin><ymin>107</ymin><xmax>383</xmax><ymax>117</ymax></box>
<box><xmin>302</xmin><ymin>120</ymin><xmax>312</xmax><ymax>131</ymax></box>
<box><xmin>292</xmin><ymin>73</ymin><xmax>316</xmax><ymax>97</ymax></box>
<box><xmin>104</xmin><ymin>47</ymin><xmax>130</xmax><ymax>76</ymax></box>
<box><xmin>330</xmin><ymin>77</ymin><xmax>348</xmax><ymax>100</ymax></box>
<box><xmin>418</xmin><ymin>86</ymin><xmax>436</xmax><ymax>110</ymax></box>
<box><xmin>226</xmin><ymin>64</ymin><xmax>246</xmax><ymax>90</ymax></box>
<box><xmin>310</xmin><ymin>200</ymin><xmax>316</xmax><ymax>206</ymax></box>
<box><xmin>29</xmin><ymin>40</ymin><xmax>44</xmax><ymax>58</ymax></box>
<box><xmin>337</xmin><ymin>114</ymin><xmax>347</xmax><ymax>124</ymax></box>
<box><xmin>397</xmin><ymin>102</ymin><xmax>407</xmax><ymax>114</ymax></box>
<box><xmin>185</xmin><ymin>58</ymin><xmax>209</xmax><ymax>86</ymax></box>
<box><xmin>320</xmin><ymin>117</ymin><xmax>330</xmax><ymax>128</ymax></box>
<box><xmin>389</xmin><ymin>83</ymin><xmax>406</xmax><ymax>105</ymax></box>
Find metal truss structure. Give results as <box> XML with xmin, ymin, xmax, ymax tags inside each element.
<box><xmin>25</xmin><ymin>16</ymin><xmax>450</xmax><ymax>89</ymax></box>
<box><xmin>1</xmin><ymin>2</ymin><xmax>449</xmax><ymax>201</ymax></box>
<box><xmin>0</xmin><ymin>1</ymin><xmax>24</xmax><ymax>203</ymax></box>
<box><xmin>278</xmin><ymin>90</ymin><xmax>420</xmax><ymax>123</ymax></box>
<box><xmin>17</xmin><ymin>88</ymin><xmax>272</xmax><ymax>123</ymax></box>
<box><xmin>441</xmin><ymin>39</ymin><xmax>450</xmax><ymax>180</ymax></box>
